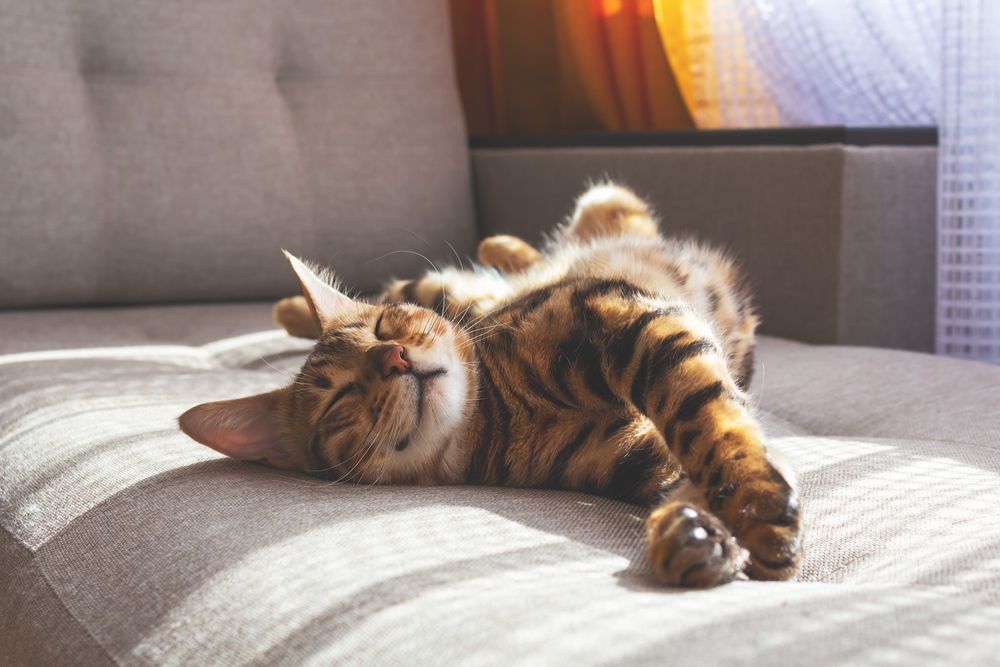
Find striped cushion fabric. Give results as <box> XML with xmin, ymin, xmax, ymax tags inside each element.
<box><xmin>2</xmin><ymin>304</ymin><xmax>1000</xmax><ymax>666</ymax></box>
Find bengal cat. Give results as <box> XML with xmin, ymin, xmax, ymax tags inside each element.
<box><xmin>180</xmin><ymin>183</ymin><xmax>802</xmax><ymax>587</ymax></box>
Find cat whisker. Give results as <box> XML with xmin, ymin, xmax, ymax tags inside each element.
<box><xmin>338</xmin><ymin>431</ymin><xmax>380</xmax><ymax>484</ymax></box>
<box><xmin>456</xmin><ymin>337</ymin><xmax>493</xmax><ymax>351</ymax></box>
<box><xmin>392</xmin><ymin>227</ymin><xmax>433</xmax><ymax>250</ymax></box>
<box><xmin>304</xmin><ymin>418</ymin><xmax>380</xmax><ymax>476</ymax></box>
<box><xmin>331</xmin><ymin>421</ymin><xmax>380</xmax><ymax>471</ymax></box>
<box><xmin>257</xmin><ymin>356</ymin><xmax>296</xmax><ymax>380</ymax></box>
<box><xmin>422</xmin><ymin>310</ymin><xmax>436</xmax><ymax>338</ymax></box>
<box><xmin>462</xmin><ymin>317</ymin><xmax>511</xmax><ymax>338</ymax></box>
<box><xmin>321</xmin><ymin>417</ymin><xmax>383</xmax><ymax>483</ymax></box>
<box><xmin>456</xmin><ymin>325</ymin><xmax>513</xmax><ymax>349</ymax></box>
<box><xmin>461</xmin><ymin>317</ymin><xmax>511</xmax><ymax>333</ymax></box>
<box><xmin>371</xmin><ymin>421</ymin><xmax>402</xmax><ymax>486</ymax></box>
<box><xmin>460</xmin><ymin>315</ymin><xmax>512</xmax><ymax>334</ymax></box>
<box><xmin>366</xmin><ymin>248</ymin><xmax>447</xmax><ymax>318</ymax></box>
<box><xmin>461</xmin><ymin>309</ymin><xmax>499</xmax><ymax>330</ymax></box>
<box><xmin>460</xmin><ymin>324</ymin><xmax>514</xmax><ymax>342</ymax></box>
<box><xmin>359</xmin><ymin>400</ymin><xmax>413</xmax><ymax>484</ymax></box>
<box><xmin>443</xmin><ymin>239</ymin><xmax>466</xmax><ymax>273</ymax></box>
<box><xmin>453</xmin><ymin>303</ymin><xmax>477</xmax><ymax>326</ymax></box>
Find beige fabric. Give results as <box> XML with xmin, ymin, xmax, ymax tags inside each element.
<box><xmin>748</xmin><ymin>338</ymin><xmax>1000</xmax><ymax>449</ymax></box>
<box><xmin>0</xmin><ymin>0</ymin><xmax>477</xmax><ymax>307</ymax></box>
<box><xmin>0</xmin><ymin>303</ymin><xmax>280</xmax><ymax>354</ymax></box>
<box><xmin>2</xmin><ymin>305</ymin><xmax>1000</xmax><ymax>666</ymax></box>
<box><xmin>0</xmin><ymin>535</ymin><xmax>113</xmax><ymax>667</ymax></box>
<box><xmin>837</xmin><ymin>148</ymin><xmax>937</xmax><ymax>351</ymax></box>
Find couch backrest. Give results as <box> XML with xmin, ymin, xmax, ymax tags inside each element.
<box><xmin>0</xmin><ymin>0</ymin><xmax>477</xmax><ymax>308</ymax></box>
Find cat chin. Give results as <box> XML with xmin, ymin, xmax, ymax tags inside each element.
<box><xmin>402</xmin><ymin>336</ymin><xmax>469</xmax><ymax>431</ymax></box>
<box><xmin>405</xmin><ymin>373</ymin><xmax>466</xmax><ymax>447</ymax></box>
<box><xmin>381</xmin><ymin>363</ymin><xmax>469</xmax><ymax>483</ymax></box>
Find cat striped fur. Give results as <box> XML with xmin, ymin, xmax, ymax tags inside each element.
<box><xmin>181</xmin><ymin>182</ymin><xmax>801</xmax><ymax>587</ymax></box>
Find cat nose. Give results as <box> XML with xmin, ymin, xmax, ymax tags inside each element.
<box><xmin>381</xmin><ymin>345</ymin><xmax>410</xmax><ymax>378</ymax></box>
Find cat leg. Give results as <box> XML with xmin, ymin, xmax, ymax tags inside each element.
<box><xmin>557</xmin><ymin>182</ymin><xmax>660</xmax><ymax>242</ymax></box>
<box><xmin>478</xmin><ymin>182</ymin><xmax>660</xmax><ymax>275</ymax></box>
<box><xmin>477</xmin><ymin>182</ymin><xmax>659</xmax><ymax>272</ymax></box>
<box><xmin>477</xmin><ymin>235</ymin><xmax>543</xmax><ymax>273</ymax></box>
<box><xmin>592</xmin><ymin>416</ymin><xmax>746</xmax><ymax>587</ymax></box>
<box><xmin>579</xmin><ymin>284</ymin><xmax>801</xmax><ymax>581</ymax></box>
<box><xmin>274</xmin><ymin>295</ymin><xmax>321</xmax><ymax>339</ymax></box>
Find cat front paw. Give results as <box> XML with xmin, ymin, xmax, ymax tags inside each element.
<box><xmin>646</xmin><ymin>502</ymin><xmax>746</xmax><ymax>588</ymax></box>
<box><xmin>723</xmin><ymin>463</ymin><xmax>802</xmax><ymax>581</ymax></box>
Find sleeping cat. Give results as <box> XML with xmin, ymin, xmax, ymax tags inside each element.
<box><xmin>179</xmin><ymin>183</ymin><xmax>801</xmax><ymax>588</ymax></box>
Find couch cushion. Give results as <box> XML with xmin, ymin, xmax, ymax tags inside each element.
<box><xmin>0</xmin><ymin>1</ymin><xmax>476</xmax><ymax>308</ymax></box>
<box><xmin>2</xmin><ymin>304</ymin><xmax>999</xmax><ymax>665</ymax></box>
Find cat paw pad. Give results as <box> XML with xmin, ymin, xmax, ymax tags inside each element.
<box><xmin>646</xmin><ymin>503</ymin><xmax>746</xmax><ymax>588</ymax></box>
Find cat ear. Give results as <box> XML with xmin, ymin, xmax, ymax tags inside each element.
<box><xmin>179</xmin><ymin>389</ymin><xmax>292</xmax><ymax>467</ymax></box>
<box><xmin>282</xmin><ymin>250</ymin><xmax>354</xmax><ymax>331</ymax></box>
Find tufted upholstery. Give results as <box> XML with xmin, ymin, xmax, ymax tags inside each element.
<box><xmin>0</xmin><ymin>0</ymin><xmax>477</xmax><ymax>307</ymax></box>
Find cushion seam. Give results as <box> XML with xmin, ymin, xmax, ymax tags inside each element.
<box><xmin>3</xmin><ymin>526</ymin><xmax>120</xmax><ymax>667</ymax></box>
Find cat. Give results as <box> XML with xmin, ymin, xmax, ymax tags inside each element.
<box><xmin>179</xmin><ymin>182</ymin><xmax>801</xmax><ymax>588</ymax></box>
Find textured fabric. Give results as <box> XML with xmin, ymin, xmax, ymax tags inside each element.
<box><xmin>937</xmin><ymin>1</ymin><xmax>1000</xmax><ymax>362</ymax></box>
<box><xmin>3</xmin><ymin>305</ymin><xmax>1000</xmax><ymax>665</ymax></box>
<box><xmin>0</xmin><ymin>0</ymin><xmax>477</xmax><ymax>308</ymax></box>
<box><xmin>656</xmin><ymin>0</ymin><xmax>941</xmax><ymax>128</ymax></box>
<box><xmin>0</xmin><ymin>534</ymin><xmax>114</xmax><ymax>667</ymax></box>
<box><xmin>471</xmin><ymin>144</ymin><xmax>938</xmax><ymax>352</ymax></box>
<box><xmin>838</xmin><ymin>148</ymin><xmax>937</xmax><ymax>351</ymax></box>
<box><xmin>0</xmin><ymin>302</ymin><xmax>279</xmax><ymax>354</ymax></box>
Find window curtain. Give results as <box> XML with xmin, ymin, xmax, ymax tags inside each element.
<box><xmin>937</xmin><ymin>1</ymin><xmax>1000</xmax><ymax>362</ymax></box>
<box><xmin>653</xmin><ymin>0</ymin><xmax>941</xmax><ymax>128</ymax></box>
<box><xmin>450</xmin><ymin>1</ymin><xmax>1000</xmax><ymax>362</ymax></box>
<box><xmin>652</xmin><ymin>0</ymin><xmax>999</xmax><ymax>363</ymax></box>
<box><xmin>447</xmin><ymin>0</ymin><xmax>693</xmax><ymax>135</ymax></box>
<box><xmin>449</xmin><ymin>0</ymin><xmax>941</xmax><ymax>132</ymax></box>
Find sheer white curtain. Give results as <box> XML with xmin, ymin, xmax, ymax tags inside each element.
<box><xmin>700</xmin><ymin>0</ymin><xmax>1000</xmax><ymax>362</ymax></box>
<box><xmin>937</xmin><ymin>1</ymin><xmax>1000</xmax><ymax>362</ymax></box>
<box><xmin>704</xmin><ymin>0</ymin><xmax>941</xmax><ymax>127</ymax></box>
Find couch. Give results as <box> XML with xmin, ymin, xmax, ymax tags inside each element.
<box><xmin>3</xmin><ymin>2</ymin><xmax>999</xmax><ymax>665</ymax></box>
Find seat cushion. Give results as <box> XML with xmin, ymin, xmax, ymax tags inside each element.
<box><xmin>2</xmin><ymin>304</ymin><xmax>1000</xmax><ymax>665</ymax></box>
<box><xmin>0</xmin><ymin>0</ymin><xmax>476</xmax><ymax>307</ymax></box>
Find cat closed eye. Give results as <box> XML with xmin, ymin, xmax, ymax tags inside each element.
<box><xmin>373</xmin><ymin>313</ymin><xmax>390</xmax><ymax>340</ymax></box>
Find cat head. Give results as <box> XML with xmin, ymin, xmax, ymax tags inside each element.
<box><xmin>179</xmin><ymin>252</ymin><xmax>475</xmax><ymax>483</ymax></box>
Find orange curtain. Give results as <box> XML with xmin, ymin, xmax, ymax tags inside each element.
<box><xmin>652</xmin><ymin>0</ymin><xmax>779</xmax><ymax>128</ymax></box>
<box><xmin>448</xmin><ymin>0</ymin><xmax>695</xmax><ymax>135</ymax></box>
<box><xmin>650</xmin><ymin>0</ymin><xmax>716</xmax><ymax>128</ymax></box>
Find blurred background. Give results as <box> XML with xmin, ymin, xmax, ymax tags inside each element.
<box><xmin>448</xmin><ymin>0</ymin><xmax>939</xmax><ymax>135</ymax></box>
<box><xmin>448</xmin><ymin>0</ymin><xmax>999</xmax><ymax>363</ymax></box>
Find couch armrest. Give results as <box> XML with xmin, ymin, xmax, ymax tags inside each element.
<box><xmin>471</xmin><ymin>144</ymin><xmax>936</xmax><ymax>352</ymax></box>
